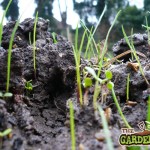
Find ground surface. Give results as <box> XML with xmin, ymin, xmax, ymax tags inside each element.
<box><xmin>0</xmin><ymin>18</ymin><xmax>150</xmax><ymax>150</ymax></box>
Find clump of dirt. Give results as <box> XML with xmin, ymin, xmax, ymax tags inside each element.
<box><xmin>0</xmin><ymin>18</ymin><xmax>150</xmax><ymax>150</ymax></box>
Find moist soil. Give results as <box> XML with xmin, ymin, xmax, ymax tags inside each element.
<box><xmin>0</xmin><ymin>18</ymin><xmax>150</xmax><ymax>150</ymax></box>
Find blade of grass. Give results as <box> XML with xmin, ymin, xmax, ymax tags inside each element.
<box><xmin>6</xmin><ymin>19</ymin><xmax>20</xmax><ymax>92</ymax></box>
<box><xmin>122</xmin><ymin>26</ymin><xmax>149</xmax><ymax>86</ymax></box>
<box><xmin>69</xmin><ymin>101</ymin><xmax>76</xmax><ymax>150</ymax></box>
<box><xmin>33</xmin><ymin>12</ymin><xmax>38</xmax><ymax>78</ymax></box>
<box><xmin>98</xmin><ymin>105</ymin><xmax>114</xmax><ymax>150</ymax></box>
<box><xmin>93</xmin><ymin>10</ymin><xmax>122</xmax><ymax>110</ymax></box>
<box><xmin>0</xmin><ymin>0</ymin><xmax>12</xmax><ymax>46</ymax></box>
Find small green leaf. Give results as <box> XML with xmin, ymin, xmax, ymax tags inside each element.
<box><xmin>85</xmin><ymin>67</ymin><xmax>102</xmax><ymax>83</ymax></box>
<box><xmin>107</xmin><ymin>81</ymin><xmax>114</xmax><ymax>90</ymax></box>
<box><xmin>0</xmin><ymin>92</ymin><xmax>3</xmax><ymax>97</ymax></box>
<box><xmin>3</xmin><ymin>92</ymin><xmax>13</xmax><ymax>97</ymax></box>
<box><xmin>0</xmin><ymin>128</ymin><xmax>12</xmax><ymax>137</ymax></box>
<box><xmin>83</xmin><ymin>77</ymin><xmax>92</xmax><ymax>88</ymax></box>
<box><xmin>105</xmin><ymin>70</ymin><xmax>112</xmax><ymax>80</ymax></box>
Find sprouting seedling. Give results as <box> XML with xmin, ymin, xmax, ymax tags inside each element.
<box><xmin>126</xmin><ymin>73</ymin><xmax>130</xmax><ymax>102</ymax></box>
<box><xmin>69</xmin><ymin>100</ymin><xmax>76</xmax><ymax>150</ymax></box>
<box><xmin>142</xmin><ymin>16</ymin><xmax>150</xmax><ymax>46</ymax></box>
<box><xmin>0</xmin><ymin>128</ymin><xmax>12</xmax><ymax>137</ymax></box>
<box><xmin>52</xmin><ymin>32</ymin><xmax>58</xmax><ymax>44</ymax></box>
<box><xmin>73</xmin><ymin>23</ymin><xmax>87</xmax><ymax>106</ymax></box>
<box><xmin>6</xmin><ymin>19</ymin><xmax>20</xmax><ymax>93</ymax></box>
<box><xmin>25</xmin><ymin>80</ymin><xmax>33</xmax><ymax>91</ymax></box>
<box><xmin>0</xmin><ymin>0</ymin><xmax>12</xmax><ymax>46</ymax></box>
<box><xmin>98</xmin><ymin>105</ymin><xmax>114</xmax><ymax>150</ymax></box>
<box><xmin>0</xmin><ymin>128</ymin><xmax>12</xmax><ymax>148</ymax></box>
<box><xmin>33</xmin><ymin>12</ymin><xmax>38</xmax><ymax>78</ymax></box>
<box><xmin>83</xmin><ymin>77</ymin><xmax>92</xmax><ymax>105</ymax></box>
<box><xmin>107</xmin><ymin>81</ymin><xmax>131</xmax><ymax>128</ymax></box>
<box><xmin>122</xmin><ymin>26</ymin><xmax>149</xmax><ymax>86</ymax></box>
<box><xmin>0</xmin><ymin>91</ymin><xmax>13</xmax><ymax>99</ymax></box>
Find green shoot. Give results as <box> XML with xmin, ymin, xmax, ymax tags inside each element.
<box><xmin>98</xmin><ymin>105</ymin><xmax>114</xmax><ymax>150</ymax></box>
<box><xmin>6</xmin><ymin>19</ymin><xmax>20</xmax><ymax>92</ymax></box>
<box><xmin>0</xmin><ymin>0</ymin><xmax>12</xmax><ymax>46</ymax></box>
<box><xmin>73</xmin><ymin>25</ymin><xmax>87</xmax><ymax>106</ymax></box>
<box><xmin>126</xmin><ymin>73</ymin><xmax>130</xmax><ymax>102</ymax></box>
<box><xmin>33</xmin><ymin>12</ymin><xmax>38</xmax><ymax>78</ymax></box>
<box><xmin>25</xmin><ymin>80</ymin><xmax>33</xmax><ymax>91</ymax></box>
<box><xmin>0</xmin><ymin>128</ymin><xmax>12</xmax><ymax>137</ymax></box>
<box><xmin>107</xmin><ymin>81</ymin><xmax>131</xmax><ymax>128</ymax></box>
<box><xmin>122</xmin><ymin>26</ymin><xmax>149</xmax><ymax>86</ymax></box>
<box><xmin>52</xmin><ymin>32</ymin><xmax>58</xmax><ymax>43</ymax></box>
<box><xmin>69</xmin><ymin>101</ymin><xmax>76</xmax><ymax>150</ymax></box>
<box><xmin>0</xmin><ymin>91</ymin><xmax>13</xmax><ymax>99</ymax></box>
<box><xmin>93</xmin><ymin>10</ymin><xmax>121</xmax><ymax>110</ymax></box>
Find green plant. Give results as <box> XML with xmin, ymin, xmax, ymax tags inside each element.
<box><xmin>0</xmin><ymin>128</ymin><xmax>12</xmax><ymax>137</ymax></box>
<box><xmin>25</xmin><ymin>80</ymin><xmax>33</xmax><ymax>91</ymax></box>
<box><xmin>85</xmin><ymin>66</ymin><xmax>131</xmax><ymax>128</ymax></box>
<box><xmin>0</xmin><ymin>91</ymin><xmax>13</xmax><ymax>99</ymax></box>
<box><xmin>73</xmin><ymin>24</ymin><xmax>87</xmax><ymax>106</ymax></box>
<box><xmin>107</xmin><ymin>81</ymin><xmax>131</xmax><ymax>128</ymax></box>
<box><xmin>33</xmin><ymin>12</ymin><xmax>38</xmax><ymax>78</ymax></box>
<box><xmin>52</xmin><ymin>32</ymin><xmax>58</xmax><ymax>43</ymax></box>
<box><xmin>6</xmin><ymin>19</ymin><xmax>20</xmax><ymax>93</ymax></box>
<box><xmin>126</xmin><ymin>73</ymin><xmax>130</xmax><ymax>102</ymax></box>
<box><xmin>69</xmin><ymin>100</ymin><xmax>76</xmax><ymax>150</ymax></box>
<box><xmin>122</xmin><ymin>26</ymin><xmax>149</xmax><ymax>86</ymax></box>
<box><xmin>98</xmin><ymin>105</ymin><xmax>114</xmax><ymax>150</ymax></box>
<box><xmin>0</xmin><ymin>0</ymin><xmax>12</xmax><ymax>46</ymax></box>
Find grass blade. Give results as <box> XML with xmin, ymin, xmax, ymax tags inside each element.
<box><xmin>69</xmin><ymin>101</ymin><xmax>76</xmax><ymax>150</ymax></box>
<box><xmin>98</xmin><ymin>105</ymin><xmax>114</xmax><ymax>150</ymax></box>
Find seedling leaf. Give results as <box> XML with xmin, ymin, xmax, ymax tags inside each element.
<box><xmin>107</xmin><ymin>81</ymin><xmax>114</xmax><ymax>90</ymax></box>
<box><xmin>85</xmin><ymin>67</ymin><xmax>102</xmax><ymax>83</ymax></box>
<box><xmin>0</xmin><ymin>92</ymin><xmax>3</xmax><ymax>97</ymax></box>
<box><xmin>83</xmin><ymin>78</ymin><xmax>92</xmax><ymax>88</ymax></box>
<box><xmin>105</xmin><ymin>70</ymin><xmax>112</xmax><ymax>80</ymax></box>
<box><xmin>0</xmin><ymin>128</ymin><xmax>12</xmax><ymax>137</ymax></box>
<box><xmin>3</xmin><ymin>92</ymin><xmax>13</xmax><ymax>97</ymax></box>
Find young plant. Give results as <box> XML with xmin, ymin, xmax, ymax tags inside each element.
<box><xmin>0</xmin><ymin>91</ymin><xmax>13</xmax><ymax>99</ymax></box>
<box><xmin>122</xmin><ymin>26</ymin><xmax>149</xmax><ymax>86</ymax></box>
<box><xmin>6</xmin><ymin>19</ymin><xmax>20</xmax><ymax>93</ymax></box>
<box><xmin>107</xmin><ymin>81</ymin><xmax>131</xmax><ymax>128</ymax></box>
<box><xmin>69</xmin><ymin>100</ymin><xmax>76</xmax><ymax>150</ymax></box>
<box><xmin>33</xmin><ymin>12</ymin><xmax>38</xmax><ymax>78</ymax></box>
<box><xmin>0</xmin><ymin>0</ymin><xmax>12</xmax><ymax>46</ymax></box>
<box><xmin>73</xmin><ymin>24</ymin><xmax>87</xmax><ymax>106</ymax></box>
<box><xmin>0</xmin><ymin>128</ymin><xmax>12</xmax><ymax>137</ymax></box>
<box><xmin>98</xmin><ymin>105</ymin><xmax>114</xmax><ymax>150</ymax></box>
<box><xmin>52</xmin><ymin>32</ymin><xmax>58</xmax><ymax>43</ymax></box>
<box><xmin>85</xmin><ymin>67</ymin><xmax>131</xmax><ymax>128</ymax></box>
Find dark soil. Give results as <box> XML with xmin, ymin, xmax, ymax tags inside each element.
<box><xmin>0</xmin><ymin>18</ymin><xmax>150</xmax><ymax>150</ymax></box>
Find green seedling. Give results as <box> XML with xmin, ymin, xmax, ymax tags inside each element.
<box><xmin>107</xmin><ymin>81</ymin><xmax>131</xmax><ymax>128</ymax></box>
<box><xmin>25</xmin><ymin>80</ymin><xmax>33</xmax><ymax>91</ymax></box>
<box><xmin>33</xmin><ymin>12</ymin><xmax>38</xmax><ymax>78</ymax></box>
<box><xmin>126</xmin><ymin>73</ymin><xmax>130</xmax><ymax>102</ymax></box>
<box><xmin>122</xmin><ymin>26</ymin><xmax>149</xmax><ymax>86</ymax></box>
<box><xmin>6</xmin><ymin>19</ymin><xmax>20</xmax><ymax>93</ymax></box>
<box><xmin>83</xmin><ymin>77</ymin><xmax>92</xmax><ymax>88</ymax></box>
<box><xmin>52</xmin><ymin>32</ymin><xmax>58</xmax><ymax>43</ymax></box>
<box><xmin>0</xmin><ymin>128</ymin><xmax>12</xmax><ymax>137</ymax></box>
<box><xmin>142</xmin><ymin>16</ymin><xmax>150</xmax><ymax>46</ymax></box>
<box><xmin>73</xmin><ymin>23</ymin><xmax>87</xmax><ymax>106</ymax></box>
<box><xmin>0</xmin><ymin>128</ymin><xmax>12</xmax><ymax>149</ymax></box>
<box><xmin>0</xmin><ymin>0</ymin><xmax>12</xmax><ymax>46</ymax></box>
<box><xmin>0</xmin><ymin>91</ymin><xmax>13</xmax><ymax>99</ymax></box>
<box><xmin>69</xmin><ymin>100</ymin><xmax>76</xmax><ymax>150</ymax></box>
<box><xmin>98</xmin><ymin>105</ymin><xmax>114</xmax><ymax>150</ymax></box>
